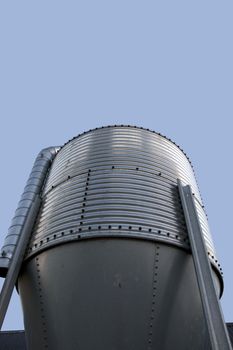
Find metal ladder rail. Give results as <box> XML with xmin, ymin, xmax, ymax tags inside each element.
<box><xmin>178</xmin><ymin>179</ymin><xmax>232</xmax><ymax>350</ymax></box>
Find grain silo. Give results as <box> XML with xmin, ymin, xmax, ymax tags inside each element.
<box><xmin>0</xmin><ymin>126</ymin><xmax>231</xmax><ymax>349</ymax></box>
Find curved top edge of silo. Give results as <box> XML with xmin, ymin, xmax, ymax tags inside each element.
<box><xmin>57</xmin><ymin>125</ymin><xmax>203</xmax><ymax>205</ymax></box>
<box><xmin>58</xmin><ymin>124</ymin><xmax>193</xmax><ymax>168</ymax></box>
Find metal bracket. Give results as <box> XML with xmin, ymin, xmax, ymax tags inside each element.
<box><xmin>177</xmin><ymin>179</ymin><xmax>232</xmax><ymax>350</ymax></box>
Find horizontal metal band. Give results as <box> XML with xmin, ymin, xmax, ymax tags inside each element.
<box><xmin>25</xmin><ymin>227</ymin><xmax>190</xmax><ymax>260</ymax></box>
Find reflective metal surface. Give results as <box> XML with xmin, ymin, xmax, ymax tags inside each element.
<box><xmin>24</xmin><ymin>126</ymin><xmax>222</xmax><ymax>284</ymax></box>
<box><xmin>0</xmin><ymin>147</ymin><xmax>60</xmax><ymax>277</ymax></box>
<box><xmin>17</xmin><ymin>126</ymin><xmax>224</xmax><ymax>350</ymax></box>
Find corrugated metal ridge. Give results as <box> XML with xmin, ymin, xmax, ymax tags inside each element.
<box><xmin>25</xmin><ymin>127</ymin><xmax>221</xmax><ymax>284</ymax></box>
<box><xmin>56</xmin><ymin>125</ymin><xmax>205</xmax><ymax>206</ymax></box>
<box><xmin>59</xmin><ymin>125</ymin><xmax>191</xmax><ymax>165</ymax></box>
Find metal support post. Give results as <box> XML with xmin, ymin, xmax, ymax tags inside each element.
<box><xmin>177</xmin><ymin>179</ymin><xmax>232</xmax><ymax>350</ymax></box>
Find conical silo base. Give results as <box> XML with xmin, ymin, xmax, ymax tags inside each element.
<box><xmin>18</xmin><ymin>238</ymin><xmax>213</xmax><ymax>350</ymax></box>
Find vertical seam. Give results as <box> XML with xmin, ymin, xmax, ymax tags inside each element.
<box><xmin>35</xmin><ymin>256</ymin><xmax>49</xmax><ymax>349</ymax></box>
<box><xmin>147</xmin><ymin>244</ymin><xmax>160</xmax><ymax>349</ymax></box>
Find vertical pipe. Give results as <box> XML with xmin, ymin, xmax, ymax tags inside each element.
<box><xmin>0</xmin><ymin>196</ymin><xmax>41</xmax><ymax>329</ymax></box>
<box><xmin>0</xmin><ymin>147</ymin><xmax>60</xmax><ymax>329</ymax></box>
<box><xmin>0</xmin><ymin>147</ymin><xmax>60</xmax><ymax>276</ymax></box>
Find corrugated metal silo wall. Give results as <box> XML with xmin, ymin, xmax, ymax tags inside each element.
<box><xmin>18</xmin><ymin>126</ymin><xmax>223</xmax><ymax>350</ymax></box>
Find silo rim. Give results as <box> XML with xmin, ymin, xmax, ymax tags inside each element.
<box><xmin>58</xmin><ymin>125</ymin><xmax>193</xmax><ymax>169</ymax></box>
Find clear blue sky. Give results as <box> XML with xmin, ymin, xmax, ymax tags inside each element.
<box><xmin>0</xmin><ymin>1</ymin><xmax>232</xmax><ymax>330</ymax></box>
